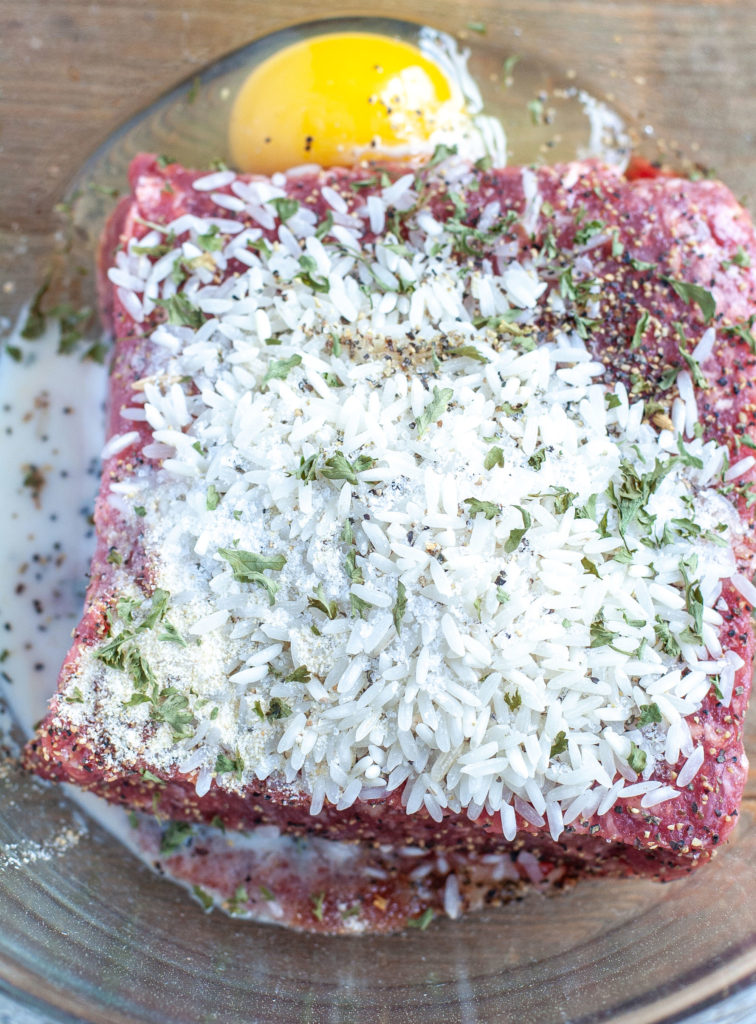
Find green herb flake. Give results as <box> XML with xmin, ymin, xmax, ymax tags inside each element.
<box><xmin>160</xmin><ymin>821</ymin><xmax>194</xmax><ymax>856</ymax></box>
<box><xmin>262</xmin><ymin>353</ymin><xmax>302</xmax><ymax>388</ymax></box>
<box><xmin>501</xmin><ymin>54</ymin><xmax>520</xmax><ymax>83</ymax></box>
<box><xmin>308</xmin><ymin>583</ymin><xmax>338</xmax><ymax>620</ymax></box>
<box><xmin>609</xmin><ymin>458</ymin><xmax>673</xmax><ymax>545</ymax></box>
<box><xmin>109</xmin><ymin>597</ymin><xmax>136</xmax><ymax>634</ymax></box>
<box><xmin>123</xmin><ymin>646</ymin><xmax>155</xmax><ymax>693</ymax></box>
<box><xmin>266</xmin><ymin>697</ymin><xmax>292</xmax><ymax>720</ymax></box>
<box><xmin>503</xmin><ymin>691</ymin><xmax>521</xmax><ymax>711</ymax></box>
<box><xmin>679</xmin><ymin>555</ymin><xmax>704</xmax><ymax>639</ymax></box>
<box><xmin>628</xmin><ymin>742</ymin><xmax>647</xmax><ymax>773</ymax></box>
<box><xmin>297</xmin><ymin>254</ymin><xmax>330</xmax><ymax>293</ymax></box>
<box><xmin>610</xmin><ymin>228</ymin><xmax>624</xmax><ymax>260</ymax></box>
<box><xmin>321</xmin><ymin>450</ymin><xmax>376</xmax><ymax>486</ymax></box>
<box><xmin>227</xmin><ymin>885</ymin><xmax>249</xmax><ymax>916</ymax></box>
<box><xmin>527</xmin><ymin>97</ymin><xmax>544</xmax><ymax>126</ymax></box>
<box><xmin>631</xmin><ymin>309</ymin><xmax>650</xmax><ymax>350</ymax></box>
<box><xmin>504</xmin><ymin>505</ymin><xmax>531</xmax><ymax>553</ymax></box>
<box><xmin>315</xmin><ymin>210</ymin><xmax>334</xmax><ymax>240</ymax></box>
<box><xmin>158</xmin><ymin>622</ymin><xmax>187</xmax><ymax>646</ymax></box>
<box><xmin>554</xmin><ymin>488</ymin><xmax>579</xmax><ymax>516</ymax></box>
<box><xmin>141</xmin><ymin>588</ymin><xmax>170</xmax><ymax>630</ymax></box>
<box><xmin>206</xmin><ymin>484</ymin><xmax>220</xmax><ymax>511</ymax></box>
<box><xmin>666</xmin><ymin>277</ymin><xmax>716</xmax><ymax>323</ymax></box>
<box><xmin>550</xmin><ymin>731</ymin><xmax>568</xmax><ymax>758</ymax></box>
<box><xmin>654</xmin><ymin>616</ymin><xmax>681</xmax><ymax>657</ymax></box>
<box><xmin>21</xmin><ymin>275</ymin><xmax>52</xmax><ymax>340</ymax></box>
<box><xmin>259</xmin><ymin>885</ymin><xmax>275</xmax><ymax>902</ymax></box>
<box><xmin>89</xmin><ymin>182</ymin><xmax>120</xmax><ymax>198</ymax></box>
<box><xmin>427</xmin><ymin>143</ymin><xmax>459</xmax><ymax>168</ymax></box>
<box><xmin>151</xmin><ymin>686</ymin><xmax>195</xmax><ymax>741</ymax></box>
<box><xmin>590</xmin><ymin>612</ymin><xmax>617</xmax><ymax>648</ymax></box>
<box><xmin>267</xmin><ymin>197</ymin><xmax>299</xmax><ymax>222</ymax></box>
<box><xmin>581</xmin><ymin>556</ymin><xmax>600</xmax><ymax>578</ymax></box>
<box><xmin>286</xmin><ymin>666</ymin><xmax>311</xmax><ymax>683</ymax></box>
<box><xmin>247</xmin><ymin>237</ymin><xmax>272</xmax><ymax>259</ymax></box>
<box><xmin>722</xmin><ymin>246</ymin><xmax>751</xmax><ymax>270</ymax></box>
<box><xmin>350</xmin><ymin>176</ymin><xmax>379</xmax><ymax>191</ymax></box>
<box><xmin>677</xmin><ymin>342</ymin><xmax>709</xmax><ymax>390</ymax></box>
<box><xmin>134</xmin><ymin>505</ymin><xmax>147</xmax><ymax>517</ymax></box>
<box><xmin>311</xmin><ymin>892</ymin><xmax>326</xmax><ymax>922</ymax></box>
<box><xmin>638</xmin><ymin>703</ymin><xmax>662</xmax><ymax>727</ymax></box>
<box><xmin>464</xmin><ymin>498</ymin><xmax>500</xmax><ymax>520</ymax></box>
<box><xmin>574</xmin><ymin>219</ymin><xmax>604</xmax><ymax>246</ymax></box>
<box><xmin>484</xmin><ymin>446</ymin><xmax>505</xmax><ymax>470</ymax></box>
<box><xmin>393</xmin><ymin>580</ymin><xmax>407</xmax><ymax>635</ymax></box>
<box><xmin>155</xmin><ymin>293</ymin><xmax>204</xmax><ymax>329</ymax></box>
<box><xmin>192</xmin><ymin>885</ymin><xmax>214</xmax><ymax>911</ymax></box>
<box><xmin>350</xmin><ymin>593</ymin><xmax>370</xmax><ymax>619</ymax></box>
<box><xmin>106</xmin><ymin>547</ymin><xmax>123</xmax><ymax>566</ymax></box>
<box><xmin>676</xmin><ymin>436</ymin><xmax>704</xmax><ymax>469</ymax></box>
<box><xmin>123</xmin><ymin>691</ymin><xmax>151</xmax><ymax>710</ymax></box>
<box><xmin>197</xmin><ymin>224</ymin><xmax>223</xmax><ymax>252</ymax></box>
<box><xmin>218</xmin><ymin>548</ymin><xmax>286</xmax><ymax>605</ymax></box>
<box><xmin>345</xmin><ymin>548</ymin><xmax>364</xmax><ymax>585</ymax></box>
<box><xmin>467</xmin><ymin>20</ymin><xmax>486</xmax><ymax>33</ymax></box>
<box><xmin>296</xmin><ymin>452</ymin><xmax>320</xmax><ymax>483</ymax></box>
<box><xmin>415</xmin><ymin>386</ymin><xmax>454</xmax><ymax>438</ymax></box>
<box><xmin>141</xmin><ymin>769</ymin><xmax>164</xmax><ymax>785</ymax></box>
<box><xmin>629</xmin><ymin>257</ymin><xmax>656</xmax><ymax>272</ymax></box>
<box><xmin>407</xmin><ymin>908</ymin><xmax>434</xmax><ymax>930</ymax></box>
<box><xmin>446</xmin><ymin>344</ymin><xmax>488</xmax><ymax>363</ymax></box>
<box><xmin>528</xmin><ymin>449</ymin><xmax>546</xmax><ymax>471</ymax></box>
<box><xmin>214</xmin><ymin>752</ymin><xmax>240</xmax><ymax>776</ymax></box>
<box><xmin>132</xmin><ymin>232</ymin><xmax>176</xmax><ymax>258</ymax></box>
<box><xmin>63</xmin><ymin>686</ymin><xmax>84</xmax><ymax>704</ymax></box>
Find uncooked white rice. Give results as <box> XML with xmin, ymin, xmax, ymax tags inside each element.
<box><xmin>63</xmin><ymin>153</ymin><xmax>751</xmax><ymax>846</ymax></box>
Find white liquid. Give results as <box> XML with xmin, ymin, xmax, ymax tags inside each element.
<box><xmin>0</xmin><ymin>318</ymin><xmax>107</xmax><ymax>735</ymax></box>
<box><xmin>0</xmin><ymin>318</ymin><xmax>151</xmax><ymax>851</ymax></box>
<box><xmin>0</xmin><ymin>327</ymin><xmax>400</xmax><ymax>919</ymax></box>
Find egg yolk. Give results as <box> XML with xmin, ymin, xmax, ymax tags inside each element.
<box><xmin>228</xmin><ymin>32</ymin><xmax>467</xmax><ymax>174</ymax></box>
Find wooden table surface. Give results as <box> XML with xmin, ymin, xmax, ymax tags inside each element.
<box><xmin>1</xmin><ymin>0</ymin><xmax>756</xmax><ymax>326</ymax></box>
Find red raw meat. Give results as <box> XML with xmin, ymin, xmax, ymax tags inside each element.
<box><xmin>25</xmin><ymin>154</ymin><xmax>756</xmax><ymax>892</ymax></box>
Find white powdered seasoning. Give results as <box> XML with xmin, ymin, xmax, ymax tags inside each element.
<box><xmin>66</xmin><ymin>156</ymin><xmax>745</xmax><ymax>841</ymax></box>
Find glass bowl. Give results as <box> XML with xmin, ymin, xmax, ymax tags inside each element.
<box><xmin>1</xmin><ymin>3</ymin><xmax>756</xmax><ymax>1021</ymax></box>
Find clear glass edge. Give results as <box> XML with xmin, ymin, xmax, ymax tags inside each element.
<box><xmin>2</xmin><ymin>13</ymin><xmax>755</xmax><ymax>1024</ymax></box>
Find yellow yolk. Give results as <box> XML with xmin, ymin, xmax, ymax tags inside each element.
<box><xmin>228</xmin><ymin>32</ymin><xmax>468</xmax><ymax>174</ymax></box>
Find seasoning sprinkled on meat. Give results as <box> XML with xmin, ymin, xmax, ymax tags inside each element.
<box><xmin>24</xmin><ymin>152</ymin><xmax>756</xmax><ymax>930</ymax></box>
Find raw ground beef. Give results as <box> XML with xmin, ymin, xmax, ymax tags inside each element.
<box><xmin>24</xmin><ymin>154</ymin><xmax>756</xmax><ymax>928</ymax></box>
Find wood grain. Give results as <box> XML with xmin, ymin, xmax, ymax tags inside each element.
<box><xmin>2</xmin><ymin>1</ymin><xmax>755</xmax><ymax>313</ymax></box>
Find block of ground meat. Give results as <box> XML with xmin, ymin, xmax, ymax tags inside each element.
<box><xmin>25</xmin><ymin>152</ymin><xmax>756</xmax><ymax>888</ymax></box>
